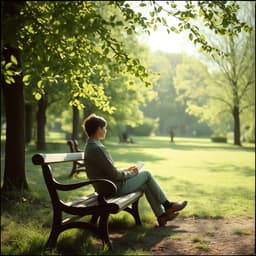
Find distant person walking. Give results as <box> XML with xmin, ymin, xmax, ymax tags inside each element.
<box><xmin>170</xmin><ymin>128</ymin><xmax>174</xmax><ymax>143</ymax></box>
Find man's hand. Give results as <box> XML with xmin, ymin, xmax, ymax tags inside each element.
<box><xmin>127</xmin><ymin>166</ymin><xmax>139</xmax><ymax>175</ymax></box>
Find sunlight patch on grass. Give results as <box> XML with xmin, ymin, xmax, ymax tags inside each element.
<box><xmin>233</xmin><ymin>228</ymin><xmax>252</xmax><ymax>235</ymax></box>
<box><xmin>192</xmin><ymin>236</ymin><xmax>210</xmax><ymax>250</ymax></box>
<box><xmin>169</xmin><ymin>233</ymin><xmax>184</xmax><ymax>240</ymax></box>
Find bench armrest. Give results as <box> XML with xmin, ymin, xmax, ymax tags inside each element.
<box><xmin>55</xmin><ymin>180</ymin><xmax>95</xmax><ymax>191</ymax></box>
<box><xmin>55</xmin><ymin>179</ymin><xmax>117</xmax><ymax>197</ymax></box>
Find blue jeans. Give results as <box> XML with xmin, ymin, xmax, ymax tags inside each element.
<box><xmin>116</xmin><ymin>170</ymin><xmax>168</xmax><ymax>217</ymax></box>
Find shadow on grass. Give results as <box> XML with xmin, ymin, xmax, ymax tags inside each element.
<box><xmin>53</xmin><ymin>221</ymin><xmax>187</xmax><ymax>255</ymax></box>
<box><xmin>205</xmin><ymin>163</ymin><xmax>255</xmax><ymax>177</ymax></box>
<box><xmin>108</xmin><ymin>224</ymin><xmax>186</xmax><ymax>255</ymax></box>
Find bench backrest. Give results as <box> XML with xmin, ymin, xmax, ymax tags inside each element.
<box><xmin>73</xmin><ymin>140</ymin><xmax>81</xmax><ymax>152</ymax></box>
<box><xmin>67</xmin><ymin>140</ymin><xmax>76</xmax><ymax>153</ymax></box>
<box><xmin>32</xmin><ymin>153</ymin><xmax>85</xmax><ymax>207</ymax></box>
<box><xmin>67</xmin><ymin>140</ymin><xmax>82</xmax><ymax>153</ymax></box>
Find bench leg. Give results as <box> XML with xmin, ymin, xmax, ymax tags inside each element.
<box><xmin>98</xmin><ymin>213</ymin><xmax>112</xmax><ymax>250</ymax></box>
<box><xmin>132</xmin><ymin>200</ymin><xmax>142</xmax><ymax>225</ymax></box>
<box><xmin>124</xmin><ymin>200</ymin><xmax>142</xmax><ymax>225</ymax></box>
<box><xmin>45</xmin><ymin>228</ymin><xmax>60</xmax><ymax>249</ymax></box>
<box><xmin>69</xmin><ymin>162</ymin><xmax>77</xmax><ymax>177</ymax></box>
<box><xmin>90</xmin><ymin>214</ymin><xmax>99</xmax><ymax>224</ymax></box>
<box><xmin>45</xmin><ymin>210</ymin><xmax>62</xmax><ymax>249</ymax></box>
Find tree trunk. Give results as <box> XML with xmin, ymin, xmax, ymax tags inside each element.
<box><xmin>25</xmin><ymin>103</ymin><xmax>33</xmax><ymax>144</ymax></box>
<box><xmin>36</xmin><ymin>97</ymin><xmax>47</xmax><ymax>150</ymax></box>
<box><xmin>233</xmin><ymin>106</ymin><xmax>241</xmax><ymax>146</ymax></box>
<box><xmin>1</xmin><ymin>47</ymin><xmax>28</xmax><ymax>191</ymax></box>
<box><xmin>72</xmin><ymin>105</ymin><xmax>79</xmax><ymax>140</ymax></box>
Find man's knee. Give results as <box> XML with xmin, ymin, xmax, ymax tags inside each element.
<box><xmin>139</xmin><ymin>170</ymin><xmax>152</xmax><ymax>181</ymax></box>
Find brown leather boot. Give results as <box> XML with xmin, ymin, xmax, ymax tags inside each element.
<box><xmin>157</xmin><ymin>212</ymin><xmax>179</xmax><ymax>227</ymax></box>
<box><xmin>166</xmin><ymin>201</ymin><xmax>187</xmax><ymax>218</ymax></box>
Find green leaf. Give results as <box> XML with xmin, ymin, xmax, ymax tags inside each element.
<box><xmin>170</xmin><ymin>26</ymin><xmax>178</xmax><ymax>33</ymax></box>
<box><xmin>5</xmin><ymin>78</ymin><xmax>13</xmax><ymax>84</ymax></box>
<box><xmin>127</xmin><ymin>28</ymin><xmax>133</xmax><ymax>35</ymax></box>
<box><xmin>22</xmin><ymin>74</ymin><xmax>31</xmax><ymax>83</ymax></box>
<box><xmin>10</xmin><ymin>55</ymin><xmax>18</xmax><ymax>65</ymax></box>
<box><xmin>189</xmin><ymin>33</ymin><xmax>193</xmax><ymax>41</ymax></box>
<box><xmin>184</xmin><ymin>23</ymin><xmax>190</xmax><ymax>29</ymax></box>
<box><xmin>6</xmin><ymin>70</ymin><xmax>15</xmax><ymax>76</ymax></box>
<box><xmin>200</xmin><ymin>35</ymin><xmax>206</xmax><ymax>41</ymax></box>
<box><xmin>139</xmin><ymin>2</ymin><xmax>146</xmax><ymax>7</ymax></box>
<box><xmin>34</xmin><ymin>93</ymin><xmax>42</xmax><ymax>101</ymax></box>
<box><xmin>103</xmin><ymin>48</ymin><xmax>109</xmax><ymax>55</ymax></box>
<box><xmin>161</xmin><ymin>17</ymin><xmax>167</xmax><ymax>25</ymax></box>
<box><xmin>44</xmin><ymin>67</ymin><xmax>50</xmax><ymax>72</ymax></box>
<box><xmin>5</xmin><ymin>62</ymin><xmax>13</xmax><ymax>69</ymax></box>
<box><xmin>199</xmin><ymin>9</ymin><xmax>204</xmax><ymax>17</ymax></box>
<box><xmin>37</xmin><ymin>80</ymin><xmax>43</xmax><ymax>88</ymax></box>
<box><xmin>110</xmin><ymin>15</ymin><xmax>116</xmax><ymax>21</ymax></box>
<box><xmin>157</xmin><ymin>6</ymin><xmax>162</xmax><ymax>13</ymax></box>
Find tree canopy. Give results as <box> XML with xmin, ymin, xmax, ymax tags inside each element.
<box><xmin>2</xmin><ymin>1</ymin><xmax>252</xmax><ymax>110</ymax></box>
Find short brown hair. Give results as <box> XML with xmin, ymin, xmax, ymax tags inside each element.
<box><xmin>83</xmin><ymin>114</ymin><xmax>107</xmax><ymax>137</ymax></box>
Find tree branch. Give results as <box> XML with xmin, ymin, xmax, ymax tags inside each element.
<box><xmin>238</xmin><ymin>78</ymin><xmax>255</xmax><ymax>101</ymax></box>
<box><xmin>240</xmin><ymin>103</ymin><xmax>255</xmax><ymax>113</ymax></box>
<box><xmin>208</xmin><ymin>95</ymin><xmax>233</xmax><ymax>110</ymax></box>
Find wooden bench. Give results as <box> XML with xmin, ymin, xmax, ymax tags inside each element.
<box><xmin>32</xmin><ymin>152</ymin><xmax>143</xmax><ymax>250</ymax></box>
<box><xmin>67</xmin><ymin>140</ymin><xmax>86</xmax><ymax>176</ymax></box>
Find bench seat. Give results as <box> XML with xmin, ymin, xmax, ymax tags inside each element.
<box><xmin>65</xmin><ymin>191</ymin><xmax>142</xmax><ymax>212</ymax></box>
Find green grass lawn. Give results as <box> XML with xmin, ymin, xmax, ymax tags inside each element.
<box><xmin>1</xmin><ymin>136</ymin><xmax>255</xmax><ymax>255</ymax></box>
<box><xmin>106</xmin><ymin>136</ymin><xmax>255</xmax><ymax>219</ymax></box>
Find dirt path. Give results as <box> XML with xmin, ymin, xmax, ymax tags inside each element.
<box><xmin>110</xmin><ymin>217</ymin><xmax>255</xmax><ymax>255</ymax></box>
<box><xmin>150</xmin><ymin>217</ymin><xmax>255</xmax><ymax>255</ymax></box>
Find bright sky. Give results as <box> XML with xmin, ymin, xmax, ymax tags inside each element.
<box><xmin>138</xmin><ymin>26</ymin><xmax>199</xmax><ymax>56</ymax></box>
<box><xmin>130</xmin><ymin>1</ymin><xmax>200</xmax><ymax>57</ymax></box>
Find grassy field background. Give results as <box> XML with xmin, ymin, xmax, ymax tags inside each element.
<box><xmin>1</xmin><ymin>136</ymin><xmax>255</xmax><ymax>255</ymax></box>
<box><xmin>107</xmin><ymin>136</ymin><xmax>255</xmax><ymax>218</ymax></box>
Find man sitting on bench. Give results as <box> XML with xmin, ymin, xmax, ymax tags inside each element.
<box><xmin>82</xmin><ymin>114</ymin><xmax>188</xmax><ymax>227</ymax></box>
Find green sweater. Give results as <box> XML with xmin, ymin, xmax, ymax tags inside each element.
<box><xmin>84</xmin><ymin>139</ymin><xmax>135</xmax><ymax>193</ymax></box>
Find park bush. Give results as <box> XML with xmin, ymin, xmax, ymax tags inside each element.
<box><xmin>211</xmin><ymin>136</ymin><xmax>227</xmax><ymax>143</ymax></box>
<box><xmin>131</xmin><ymin>117</ymin><xmax>158</xmax><ymax>136</ymax></box>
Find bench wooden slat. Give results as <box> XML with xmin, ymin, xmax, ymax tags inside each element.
<box><xmin>107</xmin><ymin>192</ymin><xmax>143</xmax><ymax>211</ymax></box>
<box><xmin>32</xmin><ymin>152</ymin><xmax>84</xmax><ymax>165</ymax></box>
<box><xmin>64</xmin><ymin>191</ymin><xmax>143</xmax><ymax>211</ymax></box>
<box><xmin>65</xmin><ymin>193</ymin><xmax>98</xmax><ymax>207</ymax></box>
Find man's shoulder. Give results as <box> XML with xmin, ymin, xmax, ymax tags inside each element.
<box><xmin>86</xmin><ymin>141</ymin><xmax>105</xmax><ymax>153</ymax></box>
